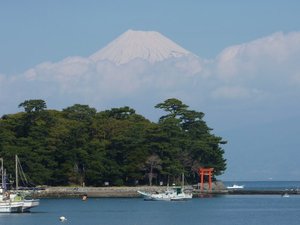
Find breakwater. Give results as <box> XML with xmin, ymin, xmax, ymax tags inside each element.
<box><xmin>35</xmin><ymin>181</ymin><xmax>227</xmax><ymax>198</ymax></box>
<box><xmin>228</xmin><ymin>189</ymin><xmax>300</xmax><ymax>195</ymax></box>
<box><xmin>36</xmin><ymin>186</ymin><xmax>166</xmax><ymax>198</ymax></box>
<box><xmin>34</xmin><ymin>181</ymin><xmax>300</xmax><ymax>198</ymax></box>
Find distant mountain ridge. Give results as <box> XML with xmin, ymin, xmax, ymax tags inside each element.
<box><xmin>89</xmin><ymin>29</ymin><xmax>192</xmax><ymax>65</ymax></box>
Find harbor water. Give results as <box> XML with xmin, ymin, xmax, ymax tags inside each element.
<box><xmin>1</xmin><ymin>181</ymin><xmax>300</xmax><ymax>225</ymax></box>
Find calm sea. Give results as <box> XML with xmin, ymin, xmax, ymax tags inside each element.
<box><xmin>223</xmin><ymin>180</ymin><xmax>300</xmax><ymax>190</ymax></box>
<box><xmin>1</xmin><ymin>181</ymin><xmax>300</xmax><ymax>225</ymax></box>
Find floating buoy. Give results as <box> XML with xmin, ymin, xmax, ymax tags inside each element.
<box><xmin>82</xmin><ymin>194</ymin><xmax>88</xmax><ymax>201</ymax></box>
<box><xmin>59</xmin><ymin>216</ymin><xmax>67</xmax><ymax>222</ymax></box>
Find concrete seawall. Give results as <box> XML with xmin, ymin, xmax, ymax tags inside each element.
<box><xmin>35</xmin><ymin>181</ymin><xmax>228</xmax><ymax>198</ymax></box>
<box><xmin>35</xmin><ymin>186</ymin><xmax>300</xmax><ymax>198</ymax></box>
<box><xmin>36</xmin><ymin>186</ymin><xmax>167</xmax><ymax>198</ymax></box>
<box><xmin>35</xmin><ymin>181</ymin><xmax>299</xmax><ymax>198</ymax></box>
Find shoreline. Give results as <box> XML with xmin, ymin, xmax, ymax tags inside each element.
<box><xmin>35</xmin><ymin>181</ymin><xmax>227</xmax><ymax>198</ymax></box>
<box><xmin>33</xmin><ymin>181</ymin><xmax>300</xmax><ymax>198</ymax></box>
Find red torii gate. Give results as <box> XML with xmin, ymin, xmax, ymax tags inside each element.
<box><xmin>198</xmin><ymin>167</ymin><xmax>214</xmax><ymax>192</ymax></box>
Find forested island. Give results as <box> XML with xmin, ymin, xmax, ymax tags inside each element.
<box><xmin>0</xmin><ymin>98</ymin><xmax>226</xmax><ymax>187</ymax></box>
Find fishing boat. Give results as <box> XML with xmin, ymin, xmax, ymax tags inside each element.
<box><xmin>0</xmin><ymin>156</ymin><xmax>40</xmax><ymax>213</ymax></box>
<box><xmin>137</xmin><ymin>174</ymin><xmax>193</xmax><ymax>201</ymax></box>
<box><xmin>14</xmin><ymin>155</ymin><xmax>40</xmax><ymax>212</ymax></box>
<box><xmin>0</xmin><ymin>200</ymin><xmax>23</xmax><ymax>213</ymax></box>
<box><xmin>138</xmin><ymin>186</ymin><xmax>192</xmax><ymax>201</ymax></box>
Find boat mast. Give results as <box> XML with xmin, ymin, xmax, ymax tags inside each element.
<box><xmin>0</xmin><ymin>158</ymin><xmax>3</xmax><ymax>189</ymax></box>
<box><xmin>15</xmin><ymin>155</ymin><xmax>18</xmax><ymax>190</ymax></box>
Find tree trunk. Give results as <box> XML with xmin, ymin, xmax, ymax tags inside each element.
<box><xmin>149</xmin><ymin>165</ymin><xmax>153</xmax><ymax>186</ymax></box>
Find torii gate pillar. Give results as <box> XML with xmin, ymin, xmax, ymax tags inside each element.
<box><xmin>199</xmin><ymin>167</ymin><xmax>214</xmax><ymax>192</ymax></box>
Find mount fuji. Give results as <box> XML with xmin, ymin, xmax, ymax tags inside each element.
<box><xmin>90</xmin><ymin>29</ymin><xmax>195</xmax><ymax>65</ymax></box>
<box><xmin>17</xmin><ymin>29</ymin><xmax>205</xmax><ymax>109</ymax></box>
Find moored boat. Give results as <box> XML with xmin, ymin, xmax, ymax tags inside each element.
<box><xmin>227</xmin><ymin>184</ymin><xmax>244</xmax><ymax>189</ymax></box>
<box><xmin>138</xmin><ymin>186</ymin><xmax>192</xmax><ymax>201</ymax></box>
<box><xmin>138</xmin><ymin>173</ymin><xmax>193</xmax><ymax>201</ymax></box>
<box><xmin>0</xmin><ymin>200</ymin><xmax>24</xmax><ymax>213</ymax></box>
<box><xmin>0</xmin><ymin>156</ymin><xmax>40</xmax><ymax>213</ymax></box>
<box><xmin>282</xmin><ymin>192</ymin><xmax>290</xmax><ymax>198</ymax></box>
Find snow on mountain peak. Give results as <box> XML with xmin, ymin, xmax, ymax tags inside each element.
<box><xmin>90</xmin><ymin>29</ymin><xmax>191</xmax><ymax>65</ymax></box>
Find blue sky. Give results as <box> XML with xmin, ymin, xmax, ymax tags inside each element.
<box><xmin>2</xmin><ymin>0</ymin><xmax>300</xmax><ymax>74</ymax></box>
<box><xmin>1</xmin><ymin>0</ymin><xmax>300</xmax><ymax>181</ymax></box>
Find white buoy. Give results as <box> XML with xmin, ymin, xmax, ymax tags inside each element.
<box><xmin>59</xmin><ymin>216</ymin><xmax>67</xmax><ymax>222</ymax></box>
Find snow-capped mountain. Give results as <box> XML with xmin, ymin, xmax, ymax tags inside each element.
<box><xmin>90</xmin><ymin>29</ymin><xmax>193</xmax><ymax>65</ymax></box>
<box><xmin>14</xmin><ymin>28</ymin><xmax>206</xmax><ymax>112</ymax></box>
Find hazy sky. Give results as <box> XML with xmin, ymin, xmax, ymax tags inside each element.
<box><xmin>1</xmin><ymin>0</ymin><xmax>300</xmax><ymax>181</ymax></box>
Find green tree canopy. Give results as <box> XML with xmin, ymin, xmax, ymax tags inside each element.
<box><xmin>18</xmin><ymin>99</ymin><xmax>47</xmax><ymax>113</ymax></box>
<box><xmin>0</xmin><ymin>98</ymin><xmax>227</xmax><ymax>186</ymax></box>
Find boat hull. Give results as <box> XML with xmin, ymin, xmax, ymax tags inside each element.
<box><xmin>22</xmin><ymin>199</ymin><xmax>40</xmax><ymax>212</ymax></box>
<box><xmin>137</xmin><ymin>189</ymin><xmax>193</xmax><ymax>201</ymax></box>
<box><xmin>0</xmin><ymin>202</ymin><xmax>23</xmax><ymax>213</ymax></box>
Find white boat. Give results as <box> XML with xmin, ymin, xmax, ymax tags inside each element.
<box><xmin>0</xmin><ymin>188</ymin><xmax>40</xmax><ymax>213</ymax></box>
<box><xmin>138</xmin><ymin>187</ymin><xmax>193</xmax><ymax>201</ymax></box>
<box><xmin>227</xmin><ymin>184</ymin><xmax>244</xmax><ymax>189</ymax></box>
<box><xmin>0</xmin><ymin>200</ymin><xmax>24</xmax><ymax>213</ymax></box>
<box><xmin>14</xmin><ymin>155</ymin><xmax>40</xmax><ymax>212</ymax></box>
<box><xmin>22</xmin><ymin>199</ymin><xmax>40</xmax><ymax>212</ymax></box>
<box><xmin>282</xmin><ymin>193</ymin><xmax>290</xmax><ymax>198</ymax></box>
<box><xmin>0</xmin><ymin>156</ymin><xmax>40</xmax><ymax>213</ymax></box>
<box><xmin>138</xmin><ymin>174</ymin><xmax>193</xmax><ymax>201</ymax></box>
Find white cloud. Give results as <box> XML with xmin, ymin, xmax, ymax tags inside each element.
<box><xmin>7</xmin><ymin>55</ymin><xmax>207</xmax><ymax>110</ymax></box>
<box><xmin>215</xmin><ymin>31</ymin><xmax>300</xmax><ymax>82</ymax></box>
